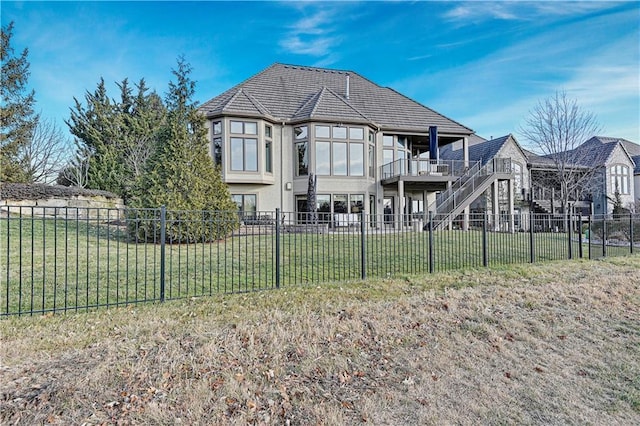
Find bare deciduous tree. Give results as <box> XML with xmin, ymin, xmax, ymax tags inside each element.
<box><xmin>520</xmin><ymin>90</ymin><xmax>602</xmax><ymax>213</ymax></box>
<box><xmin>57</xmin><ymin>144</ymin><xmax>91</xmax><ymax>188</ymax></box>
<box><xmin>20</xmin><ymin>117</ymin><xmax>72</xmax><ymax>183</ymax></box>
<box><xmin>123</xmin><ymin>134</ymin><xmax>154</xmax><ymax>179</ymax></box>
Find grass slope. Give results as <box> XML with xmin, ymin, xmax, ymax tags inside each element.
<box><xmin>1</xmin><ymin>256</ymin><xmax>639</xmax><ymax>425</ymax></box>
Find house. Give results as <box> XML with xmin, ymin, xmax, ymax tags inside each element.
<box><xmin>199</xmin><ymin>63</ymin><xmax>518</xmax><ymax>228</ymax></box>
<box><xmin>569</xmin><ymin>136</ymin><xmax>638</xmax><ymax>214</ymax></box>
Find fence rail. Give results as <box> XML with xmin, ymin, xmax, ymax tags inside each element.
<box><xmin>1</xmin><ymin>205</ymin><xmax>638</xmax><ymax>316</ymax></box>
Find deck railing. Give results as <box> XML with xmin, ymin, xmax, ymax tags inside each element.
<box><xmin>380</xmin><ymin>159</ymin><xmax>472</xmax><ymax>180</ymax></box>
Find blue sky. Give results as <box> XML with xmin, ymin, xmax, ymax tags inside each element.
<box><xmin>3</xmin><ymin>1</ymin><xmax>639</xmax><ymax>146</ymax></box>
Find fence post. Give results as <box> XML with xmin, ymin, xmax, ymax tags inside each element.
<box><xmin>361</xmin><ymin>212</ymin><xmax>366</xmax><ymax>280</ymax></box>
<box><xmin>588</xmin><ymin>215</ymin><xmax>592</xmax><ymax>260</ymax></box>
<box><xmin>275</xmin><ymin>208</ymin><xmax>281</xmax><ymax>289</ymax></box>
<box><xmin>630</xmin><ymin>214</ymin><xmax>634</xmax><ymax>254</ymax></box>
<box><xmin>577</xmin><ymin>214</ymin><xmax>583</xmax><ymax>259</ymax></box>
<box><xmin>482</xmin><ymin>212</ymin><xmax>488</xmax><ymax>267</ymax></box>
<box><xmin>428</xmin><ymin>211</ymin><xmax>434</xmax><ymax>273</ymax></box>
<box><xmin>160</xmin><ymin>205</ymin><xmax>166</xmax><ymax>302</ymax></box>
<box><xmin>529</xmin><ymin>213</ymin><xmax>535</xmax><ymax>263</ymax></box>
<box><xmin>567</xmin><ymin>210</ymin><xmax>573</xmax><ymax>260</ymax></box>
<box><xmin>602</xmin><ymin>216</ymin><xmax>607</xmax><ymax>257</ymax></box>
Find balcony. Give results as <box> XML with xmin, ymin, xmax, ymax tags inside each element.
<box><xmin>380</xmin><ymin>159</ymin><xmax>472</xmax><ymax>187</ymax></box>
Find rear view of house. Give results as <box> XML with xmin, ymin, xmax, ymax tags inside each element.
<box><xmin>199</xmin><ymin>63</ymin><xmax>517</xmax><ymax>228</ymax></box>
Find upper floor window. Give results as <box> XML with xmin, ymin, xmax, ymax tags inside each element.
<box><xmin>265</xmin><ymin>124</ymin><xmax>273</xmax><ymax>174</ymax></box>
<box><xmin>294</xmin><ymin>125</ymin><xmax>308</xmax><ymax>140</ymax></box>
<box><xmin>296</xmin><ymin>142</ymin><xmax>308</xmax><ymax>176</ymax></box>
<box><xmin>230</xmin><ymin>120</ymin><xmax>257</xmax><ymax>135</ymax></box>
<box><xmin>610</xmin><ymin>164</ymin><xmax>630</xmax><ymax>195</ymax></box>
<box><xmin>513</xmin><ymin>161</ymin><xmax>523</xmax><ymax>199</ymax></box>
<box><xmin>315</xmin><ymin>125</ymin><xmax>331</xmax><ymax>139</ymax></box>
<box><xmin>213</xmin><ymin>137</ymin><xmax>222</xmax><ymax>167</ymax></box>
<box><xmin>333</xmin><ymin>126</ymin><xmax>347</xmax><ymax>139</ymax></box>
<box><xmin>212</xmin><ymin>121</ymin><xmax>222</xmax><ymax>135</ymax></box>
<box><xmin>349</xmin><ymin>127</ymin><xmax>364</xmax><ymax>140</ymax></box>
<box><xmin>231</xmin><ymin>137</ymin><xmax>258</xmax><ymax>171</ymax></box>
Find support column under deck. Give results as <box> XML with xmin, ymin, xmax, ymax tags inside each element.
<box><xmin>398</xmin><ymin>180</ymin><xmax>405</xmax><ymax>228</ymax></box>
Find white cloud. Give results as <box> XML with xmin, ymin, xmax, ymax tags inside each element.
<box><xmin>394</xmin><ymin>6</ymin><xmax>639</xmax><ymax>143</ymax></box>
<box><xmin>279</xmin><ymin>7</ymin><xmax>339</xmax><ymax>57</ymax></box>
<box><xmin>442</xmin><ymin>1</ymin><xmax>621</xmax><ymax>24</ymax></box>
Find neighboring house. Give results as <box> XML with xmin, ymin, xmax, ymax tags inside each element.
<box><xmin>569</xmin><ymin>136</ymin><xmax>638</xmax><ymax>214</ymax></box>
<box><xmin>528</xmin><ymin>136</ymin><xmax>640</xmax><ymax>214</ymax></box>
<box><xmin>199</xmin><ymin>63</ymin><xmax>504</xmax><ymax>228</ymax></box>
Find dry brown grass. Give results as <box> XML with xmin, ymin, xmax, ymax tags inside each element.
<box><xmin>1</xmin><ymin>256</ymin><xmax>639</xmax><ymax>425</ymax></box>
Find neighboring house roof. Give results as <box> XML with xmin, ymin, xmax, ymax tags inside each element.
<box><xmin>523</xmin><ymin>148</ymin><xmax>557</xmax><ymax>168</ymax></box>
<box><xmin>440</xmin><ymin>134</ymin><xmax>521</xmax><ymax>166</ymax></box>
<box><xmin>570</xmin><ymin>136</ymin><xmax>640</xmax><ymax>173</ymax></box>
<box><xmin>200</xmin><ymin>63</ymin><xmax>473</xmax><ymax>135</ymax></box>
<box><xmin>522</xmin><ymin>135</ymin><xmax>640</xmax><ymax>172</ymax></box>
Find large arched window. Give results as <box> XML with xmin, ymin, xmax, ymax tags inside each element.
<box><xmin>513</xmin><ymin>161</ymin><xmax>523</xmax><ymax>199</ymax></box>
<box><xmin>610</xmin><ymin>164</ymin><xmax>630</xmax><ymax>195</ymax></box>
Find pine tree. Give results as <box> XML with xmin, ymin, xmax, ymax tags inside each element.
<box><xmin>129</xmin><ymin>58</ymin><xmax>237</xmax><ymax>242</ymax></box>
<box><xmin>1</xmin><ymin>22</ymin><xmax>39</xmax><ymax>182</ymax></box>
<box><xmin>67</xmin><ymin>78</ymin><xmax>166</xmax><ymax>199</ymax></box>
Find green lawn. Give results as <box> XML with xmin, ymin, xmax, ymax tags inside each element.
<box><xmin>1</xmin><ymin>215</ymin><xmax>635</xmax><ymax>315</ymax></box>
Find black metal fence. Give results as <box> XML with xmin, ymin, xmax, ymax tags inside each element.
<box><xmin>1</xmin><ymin>205</ymin><xmax>638</xmax><ymax>316</ymax></box>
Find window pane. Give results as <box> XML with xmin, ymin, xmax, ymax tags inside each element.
<box><xmin>265</xmin><ymin>141</ymin><xmax>272</xmax><ymax>173</ymax></box>
<box><xmin>368</xmin><ymin>145</ymin><xmax>375</xmax><ymax>178</ymax></box>
<box><xmin>349</xmin><ymin>127</ymin><xmax>364</xmax><ymax>140</ymax></box>
<box><xmin>213</xmin><ymin>137</ymin><xmax>222</xmax><ymax>166</ymax></box>
<box><xmin>213</xmin><ymin>121</ymin><xmax>222</xmax><ymax>134</ymax></box>
<box><xmin>294</xmin><ymin>126</ymin><xmax>308</xmax><ymax>140</ymax></box>
<box><xmin>334</xmin><ymin>194</ymin><xmax>348</xmax><ymax>213</ymax></box>
<box><xmin>245</xmin><ymin>122</ymin><xmax>257</xmax><ymax>135</ymax></box>
<box><xmin>317</xmin><ymin>194</ymin><xmax>331</xmax><ymax>223</ymax></box>
<box><xmin>244</xmin><ymin>195</ymin><xmax>256</xmax><ymax>213</ymax></box>
<box><xmin>230</xmin><ymin>138</ymin><xmax>244</xmax><ymax>170</ymax></box>
<box><xmin>350</xmin><ymin>143</ymin><xmax>364</xmax><ymax>176</ymax></box>
<box><xmin>350</xmin><ymin>194</ymin><xmax>364</xmax><ymax>213</ymax></box>
<box><xmin>315</xmin><ymin>125</ymin><xmax>330</xmax><ymax>138</ymax></box>
<box><xmin>333</xmin><ymin>126</ymin><xmax>347</xmax><ymax>139</ymax></box>
<box><xmin>397</xmin><ymin>136</ymin><xmax>407</xmax><ymax>148</ymax></box>
<box><xmin>383</xmin><ymin>149</ymin><xmax>394</xmax><ymax>165</ymax></box>
<box><xmin>317</xmin><ymin>195</ymin><xmax>331</xmax><ymax>212</ymax></box>
<box><xmin>333</xmin><ymin>142</ymin><xmax>347</xmax><ymax>175</ymax></box>
<box><xmin>383</xmin><ymin>135</ymin><xmax>393</xmax><ymax>146</ymax></box>
<box><xmin>368</xmin><ymin>131</ymin><xmax>374</xmax><ymax>143</ymax></box>
<box><xmin>245</xmin><ymin>138</ymin><xmax>257</xmax><ymax>171</ymax></box>
<box><xmin>265</xmin><ymin>125</ymin><xmax>272</xmax><ymax>138</ymax></box>
<box><xmin>231</xmin><ymin>195</ymin><xmax>243</xmax><ymax>210</ymax></box>
<box><xmin>296</xmin><ymin>142</ymin><xmax>308</xmax><ymax>176</ymax></box>
<box><xmin>316</xmin><ymin>141</ymin><xmax>331</xmax><ymax>175</ymax></box>
<box><xmin>230</xmin><ymin>121</ymin><xmax>243</xmax><ymax>134</ymax></box>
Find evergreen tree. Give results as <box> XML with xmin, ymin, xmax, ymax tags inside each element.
<box><xmin>1</xmin><ymin>22</ymin><xmax>39</xmax><ymax>182</ymax></box>
<box><xmin>67</xmin><ymin>78</ymin><xmax>166</xmax><ymax>199</ymax></box>
<box><xmin>612</xmin><ymin>180</ymin><xmax>625</xmax><ymax>218</ymax></box>
<box><xmin>130</xmin><ymin>57</ymin><xmax>237</xmax><ymax>242</ymax></box>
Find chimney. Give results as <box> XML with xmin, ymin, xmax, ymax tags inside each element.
<box><xmin>346</xmin><ymin>74</ymin><xmax>350</xmax><ymax>100</ymax></box>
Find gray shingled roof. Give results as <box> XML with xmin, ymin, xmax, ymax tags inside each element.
<box><xmin>200</xmin><ymin>63</ymin><xmax>473</xmax><ymax>135</ymax></box>
<box><xmin>440</xmin><ymin>134</ymin><xmax>515</xmax><ymax>166</ymax></box>
<box><xmin>569</xmin><ymin>136</ymin><xmax>639</xmax><ymax>173</ymax></box>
